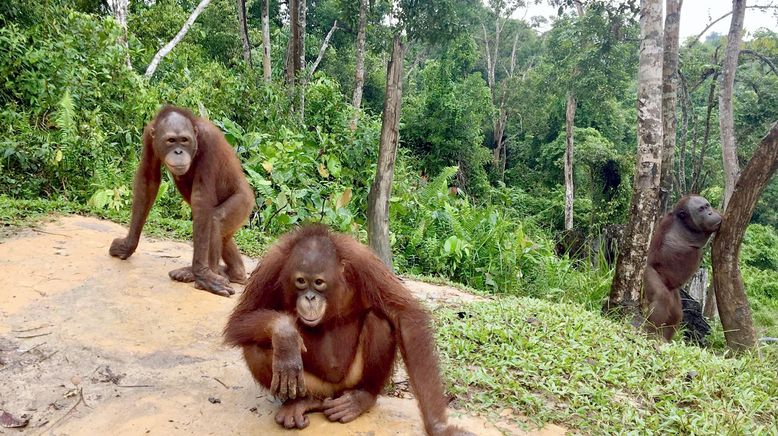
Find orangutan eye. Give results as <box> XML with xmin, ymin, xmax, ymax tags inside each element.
<box><xmin>314</xmin><ymin>279</ymin><xmax>324</xmax><ymax>286</ymax></box>
<box><xmin>296</xmin><ymin>277</ymin><xmax>306</xmax><ymax>285</ymax></box>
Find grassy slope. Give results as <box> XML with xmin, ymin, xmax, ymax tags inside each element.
<box><xmin>437</xmin><ymin>298</ymin><xmax>778</xmax><ymax>434</ymax></box>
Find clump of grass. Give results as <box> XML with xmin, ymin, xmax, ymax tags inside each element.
<box><xmin>435</xmin><ymin>297</ymin><xmax>778</xmax><ymax>434</ymax></box>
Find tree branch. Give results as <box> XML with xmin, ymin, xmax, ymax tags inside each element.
<box><xmin>308</xmin><ymin>20</ymin><xmax>338</xmax><ymax>78</ymax></box>
<box><xmin>740</xmin><ymin>49</ymin><xmax>778</xmax><ymax>77</ymax></box>
<box><xmin>688</xmin><ymin>4</ymin><xmax>778</xmax><ymax>47</ymax></box>
<box><xmin>145</xmin><ymin>0</ymin><xmax>212</xmax><ymax>79</ymax></box>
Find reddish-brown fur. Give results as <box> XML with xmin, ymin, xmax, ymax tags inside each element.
<box><xmin>224</xmin><ymin>225</ymin><xmax>471</xmax><ymax>435</ymax></box>
<box><xmin>109</xmin><ymin>105</ymin><xmax>254</xmax><ymax>296</ymax></box>
<box><xmin>643</xmin><ymin>195</ymin><xmax>721</xmax><ymax>341</ymax></box>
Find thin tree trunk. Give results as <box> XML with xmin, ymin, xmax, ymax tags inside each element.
<box><xmin>145</xmin><ymin>0</ymin><xmax>211</xmax><ymax>79</ymax></box>
<box><xmin>482</xmin><ymin>19</ymin><xmax>503</xmax><ymax>168</ymax></box>
<box><xmin>367</xmin><ymin>35</ymin><xmax>405</xmax><ymax>268</ymax></box>
<box><xmin>678</xmin><ymin>70</ymin><xmax>690</xmax><ymax>193</ymax></box>
<box><xmin>573</xmin><ymin>0</ymin><xmax>585</xmax><ymax>16</ymax></box>
<box><xmin>692</xmin><ymin>76</ymin><xmax>718</xmax><ymax>193</ymax></box>
<box><xmin>236</xmin><ymin>0</ymin><xmax>252</xmax><ymax>66</ymax></box>
<box><xmin>606</xmin><ymin>0</ymin><xmax>663</xmax><ymax>316</ymax></box>
<box><xmin>286</xmin><ymin>0</ymin><xmax>300</xmax><ymax>85</ymax></box>
<box><xmin>307</xmin><ymin>21</ymin><xmax>337</xmax><ymax>78</ymax></box>
<box><xmin>564</xmin><ymin>93</ymin><xmax>576</xmax><ymax>231</ymax></box>
<box><xmin>108</xmin><ymin>0</ymin><xmax>131</xmax><ymax>69</ymax></box>
<box><xmin>718</xmin><ymin>0</ymin><xmax>746</xmax><ymax>210</ymax></box>
<box><xmin>712</xmin><ymin>121</ymin><xmax>778</xmax><ymax>352</ymax></box>
<box><xmin>298</xmin><ymin>0</ymin><xmax>307</xmax><ymax>119</ymax></box>
<box><xmin>350</xmin><ymin>0</ymin><xmax>368</xmax><ymax>129</ymax></box>
<box><xmin>262</xmin><ymin>0</ymin><xmax>271</xmax><ymax>81</ymax></box>
<box><xmin>659</xmin><ymin>0</ymin><xmax>682</xmax><ymax>213</ymax></box>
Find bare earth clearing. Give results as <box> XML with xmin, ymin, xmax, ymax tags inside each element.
<box><xmin>0</xmin><ymin>216</ymin><xmax>565</xmax><ymax>435</ymax></box>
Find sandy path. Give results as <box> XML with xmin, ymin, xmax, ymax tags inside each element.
<box><xmin>0</xmin><ymin>216</ymin><xmax>562</xmax><ymax>435</ymax></box>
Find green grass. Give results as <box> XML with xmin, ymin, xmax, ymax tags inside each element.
<box><xmin>436</xmin><ymin>297</ymin><xmax>778</xmax><ymax>434</ymax></box>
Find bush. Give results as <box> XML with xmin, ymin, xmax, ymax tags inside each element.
<box><xmin>0</xmin><ymin>4</ymin><xmax>157</xmax><ymax>199</ymax></box>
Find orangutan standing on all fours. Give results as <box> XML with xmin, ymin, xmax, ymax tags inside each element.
<box><xmin>109</xmin><ymin>105</ymin><xmax>254</xmax><ymax>297</ymax></box>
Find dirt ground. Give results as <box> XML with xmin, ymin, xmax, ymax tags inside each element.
<box><xmin>0</xmin><ymin>216</ymin><xmax>565</xmax><ymax>435</ymax></box>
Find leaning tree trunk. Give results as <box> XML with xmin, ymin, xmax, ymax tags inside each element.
<box><xmin>712</xmin><ymin>121</ymin><xmax>778</xmax><ymax>352</ymax></box>
<box><xmin>108</xmin><ymin>0</ymin><xmax>131</xmax><ymax>68</ymax></box>
<box><xmin>236</xmin><ymin>0</ymin><xmax>252</xmax><ymax>66</ymax></box>
<box><xmin>367</xmin><ymin>35</ymin><xmax>405</xmax><ymax>268</ymax></box>
<box><xmin>564</xmin><ymin>93</ymin><xmax>576</xmax><ymax>231</ymax></box>
<box><xmin>261</xmin><ymin>0</ymin><xmax>271</xmax><ymax>81</ymax></box>
<box><xmin>719</xmin><ymin>0</ymin><xmax>746</xmax><ymax>210</ymax></box>
<box><xmin>350</xmin><ymin>0</ymin><xmax>368</xmax><ymax>129</ymax></box>
<box><xmin>606</xmin><ymin>0</ymin><xmax>664</xmax><ymax>316</ymax></box>
<box><xmin>659</xmin><ymin>0</ymin><xmax>682</xmax><ymax>214</ymax></box>
<box><xmin>145</xmin><ymin>0</ymin><xmax>212</xmax><ymax>78</ymax></box>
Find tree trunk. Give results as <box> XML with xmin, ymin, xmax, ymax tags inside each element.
<box><xmin>703</xmin><ymin>281</ymin><xmax>718</xmax><ymax>318</ymax></box>
<box><xmin>692</xmin><ymin>76</ymin><xmax>718</xmax><ymax>193</ymax></box>
<box><xmin>145</xmin><ymin>0</ymin><xmax>212</xmax><ymax>79</ymax></box>
<box><xmin>659</xmin><ymin>0</ymin><xmax>682</xmax><ymax>213</ymax></box>
<box><xmin>573</xmin><ymin>0</ymin><xmax>585</xmax><ymax>16</ymax></box>
<box><xmin>367</xmin><ymin>35</ymin><xmax>405</xmax><ymax>268</ymax></box>
<box><xmin>686</xmin><ymin>268</ymin><xmax>708</xmax><ymax>304</ymax></box>
<box><xmin>564</xmin><ymin>93</ymin><xmax>576</xmax><ymax>231</ymax></box>
<box><xmin>262</xmin><ymin>0</ymin><xmax>271</xmax><ymax>81</ymax></box>
<box><xmin>606</xmin><ymin>0</ymin><xmax>663</xmax><ymax>316</ymax></box>
<box><xmin>236</xmin><ymin>0</ymin><xmax>252</xmax><ymax>66</ymax></box>
<box><xmin>285</xmin><ymin>0</ymin><xmax>301</xmax><ymax>85</ymax></box>
<box><xmin>718</xmin><ymin>0</ymin><xmax>746</xmax><ymax>210</ymax></box>
<box><xmin>298</xmin><ymin>0</ymin><xmax>307</xmax><ymax>118</ymax></box>
<box><xmin>108</xmin><ymin>0</ymin><xmax>131</xmax><ymax>68</ymax></box>
<box><xmin>712</xmin><ymin>121</ymin><xmax>778</xmax><ymax>352</ymax></box>
<box><xmin>351</xmin><ymin>0</ymin><xmax>368</xmax><ymax>130</ymax></box>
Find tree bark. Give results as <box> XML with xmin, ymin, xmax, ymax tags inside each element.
<box><xmin>262</xmin><ymin>0</ymin><xmax>271</xmax><ymax>81</ymax></box>
<box><xmin>236</xmin><ymin>0</ymin><xmax>252</xmax><ymax>67</ymax></box>
<box><xmin>350</xmin><ymin>0</ymin><xmax>368</xmax><ymax>130</ymax></box>
<box><xmin>712</xmin><ymin>121</ymin><xmax>778</xmax><ymax>352</ymax></box>
<box><xmin>564</xmin><ymin>93</ymin><xmax>576</xmax><ymax>231</ymax></box>
<box><xmin>606</xmin><ymin>0</ymin><xmax>663</xmax><ymax>316</ymax></box>
<box><xmin>659</xmin><ymin>0</ymin><xmax>682</xmax><ymax>214</ymax></box>
<box><xmin>367</xmin><ymin>35</ymin><xmax>405</xmax><ymax>268</ymax></box>
<box><xmin>718</xmin><ymin>0</ymin><xmax>746</xmax><ymax>210</ymax></box>
<box><xmin>108</xmin><ymin>0</ymin><xmax>131</xmax><ymax>69</ymax></box>
<box><xmin>145</xmin><ymin>0</ymin><xmax>212</xmax><ymax>79</ymax></box>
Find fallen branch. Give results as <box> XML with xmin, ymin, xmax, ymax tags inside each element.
<box><xmin>16</xmin><ymin>332</ymin><xmax>51</xmax><ymax>339</ymax></box>
<box><xmin>213</xmin><ymin>377</ymin><xmax>229</xmax><ymax>389</ymax></box>
<box><xmin>12</xmin><ymin>324</ymin><xmax>50</xmax><ymax>333</ymax></box>
<box><xmin>36</xmin><ymin>387</ymin><xmax>85</xmax><ymax>435</ymax></box>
